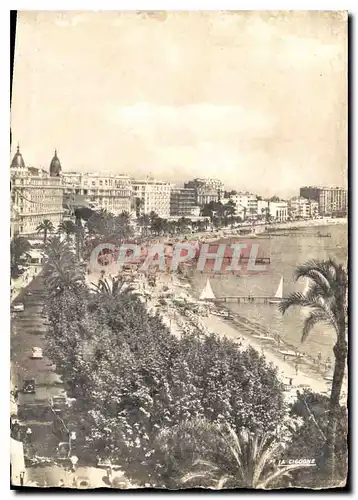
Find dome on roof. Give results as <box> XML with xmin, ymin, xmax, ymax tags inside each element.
<box><xmin>50</xmin><ymin>150</ymin><xmax>62</xmax><ymax>177</ymax></box>
<box><xmin>11</xmin><ymin>145</ymin><xmax>26</xmax><ymax>169</ymax></box>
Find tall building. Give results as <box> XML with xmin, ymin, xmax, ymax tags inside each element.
<box><xmin>288</xmin><ymin>196</ymin><xmax>319</xmax><ymax>219</ymax></box>
<box><xmin>132</xmin><ymin>179</ymin><xmax>172</xmax><ymax>218</ymax></box>
<box><xmin>229</xmin><ymin>192</ymin><xmax>258</xmax><ymax>218</ymax></box>
<box><xmin>184</xmin><ymin>178</ymin><xmax>224</xmax><ymax>206</ymax></box>
<box><xmin>170</xmin><ymin>187</ymin><xmax>198</xmax><ymax>217</ymax></box>
<box><xmin>10</xmin><ymin>146</ymin><xmax>65</xmax><ymax>236</ymax></box>
<box><xmin>300</xmin><ymin>186</ymin><xmax>347</xmax><ymax>215</ymax></box>
<box><xmin>62</xmin><ymin>172</ymin><xmax>132</xmax><ymax>215</ymax></box>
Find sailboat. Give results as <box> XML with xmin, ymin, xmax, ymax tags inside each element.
<box><xmin>300</xmin><ymin>278</ymin><xmax>311</xmax><ymax>318</ymax></box>
<box><xmin>269</xmin><ymin>276</ymin><xmax>283</xmax><ymax>304</ymax></box>
<box><xmin>302</xmin><ymin>278</ymin><xmax>310</xmax><ymax>296</ymax></box>
<box><xmin>199</xmin><ymin>279</ymin><xmax>216</xmax><ymax>301</ymax></box>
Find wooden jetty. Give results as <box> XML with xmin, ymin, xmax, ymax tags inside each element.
<box><xmin>209</xmin><ymin>296</ymin><xmax>282</xmax><ymax>304</ymax></box>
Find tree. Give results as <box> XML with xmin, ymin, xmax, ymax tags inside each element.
<box><xmin>11</xmin><ymin>236</ymin><xmax>32</xmax><ymax>278</ymax></box>
<box><xmin>134</xmin><ymin>197</ymin><xmax>144</xmax><ymax>217</ymax></box>
<box><xmin>138</xmin><ymin>214</ymin><xmax>151</xmax><ymax>236</ymax></box>
<box><xmin>177</xmin><ymin>217</ymin><xmax>191</xmax><ymax>234</ymax></box>
<box><xmin>57</xmin><ymin>220</ymin><xmax>77</xmax><ymax>241</ymax></box>
<box><xmin>43</xmin><ymin>237</ymin><xmax>85</xmax><ymax>295</ymax></box>
<box><xmin>36</xmin><ymin>219</ymin><xmax>54</xmax><ymax>243</ymax></box>
<box><xmin>114</xmin><ymin>212</ymin><xmax>133</xmax><ymax>240</ymax></box>
<box><xmin>285</xmin><ymin>390</ymin><xmax>348</xmax><ymax>487</ymax></box>
<box><xmin>151</xmin><ymin>217</ymin><xmax>167</xmax><ymax>235</ymax></box>
<box><xmin>223</xmin><ymin>200</ymin><xmax>236</xmax><ymax>227</ymax></box>
<box><xmin>279</xmin><ymin>259</ymin><xmax>348</xmax><ymax>482</ymax></box>
<box><xmin>179</xmin><ymin>421</ymin><xmax>304</xmax><ymax>489</ymax></box>
<box><xmin>91</xmin><ymin>277</ymin><xmax>134</xmax><ymax>298</ymax></box>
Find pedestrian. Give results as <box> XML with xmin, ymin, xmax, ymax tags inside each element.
<box><xmin>70</xmin><ymin>455</ymin><xmax>78</xmax><ymax>473</ymax></box>
<box><xmin>20</xmin><ymin>471</ymin><xmax>25</xmax><ymax>486</ymax></box>
<box><xmin>26</xmin><ymin>427</ymin><xmax>33</xmax><ymax>446</ymax></box>
<box><xmin>289</xmin><ymin>378</ymin><xmax>293</xmax><ymax>386</ymax></box>
<box><xmin>106</xmin><ymin>466</ymin><xmax>113</xmax><ymax>484</ymax></box>
<box><xmin>13</xmin><ymin>385</ymin><xmax>19</xmax><ymax>401</ymax></box>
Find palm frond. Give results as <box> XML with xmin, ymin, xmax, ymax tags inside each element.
<box><xmin>293</xmin><ymin>260</ymin><xmax>332</xmax><ymax>293</ymax></box>
<box><xmin>253</xmin><ymin>439</ymin><xmax>283</xmax><ymax>487</ymax></box>
<box><xmin>181</xmin><ymin>470</ymin><xmax>215</xmax><ymax>485</ymax></box>
<box><xmin>278</xmin><ymin>292</ymin><xmax>319</xmax><ymax>314</ymax></box>
<box><xmin>257</xmin><ymin>464</ymin><xmax>305</xmax><ymax>489</ymax></box>
<box><xmin>216</xmin><ymin>475</ymin><xmax>232</xmax><ymax>489</ymax></box>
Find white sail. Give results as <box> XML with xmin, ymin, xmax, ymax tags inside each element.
<box><xmin>274</xmin><ymin>277</ymin><xmax>283</xmax><ymax>299</ymax></box>
<box><xmin>199</xmin><ymin>279</ymin><xmax>216</xmax><ymax>300</ymax></box>
<box><xmin>302</xmin><ymin>278</ymin><xmax>310</xmax><ymax>296</ymax></box>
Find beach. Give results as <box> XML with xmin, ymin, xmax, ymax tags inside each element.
<box><xmin>87</xmin><ymin>220</ymin><xmax>347</xmax><ymax>404</ymax></box>
<box><xmin>87</xmin><ymin>258</ymin><xmax>347</xmax><ymax>406</ymax></box>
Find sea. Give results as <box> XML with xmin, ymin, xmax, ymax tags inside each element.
<box><xmin>189</xmin><ymin>223</ymin><xmax>348</xmax><ymax>361</ymax></box>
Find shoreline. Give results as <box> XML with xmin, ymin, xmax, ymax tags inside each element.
<box><xmin>86</xmin><ymin>263</ymin><xmax>347</xmax><ymax>403</ymax></box>
<box><xmin>159</xmin><ymin>273</ymin><xmax>347</xmax><ymax>403</ymax></box>
<box><xmin>86</xmin><ymin>216</ymin><xmax>347</xmax><ymax>404</ymax></box>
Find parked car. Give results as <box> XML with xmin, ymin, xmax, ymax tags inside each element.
<box><xmin>23</xmin><ymin>378</ymin><xmax>36</xmax><ymax>394</ymax></box>
<box><xmin>12</xmin><ymin>303</ymin><xmax>24</xmax><ymax>312</ymax></box>
<box><xmin>31</xmin><ymin>347</ymin><xmax>43</xmax><ymax>359</ymax></box>
<box><xmin>51</xmin><ymin>395</ymin><xmax>68</xmax><ymax>412</ymax></box>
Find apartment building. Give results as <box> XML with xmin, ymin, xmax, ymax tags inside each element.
<box><xmin>288</xmin><ymin>196</ymin><xmax>319</xmax><ymax>219</ymax></box>
<box><xmin>184</xmin><ymin>178</ymin><xmax>224</xmax><ymax>206</ymax></box>
<box><xmin>132</xmin><ymin>179</ymin><xmax>172</xmax><ymax>218</ymax></box>
<box><xmin>62</xmin><ymin>172</ymin><xmax>132</xmax><ymax>214</ymax></box>
<box><xmin>300</xmin><ymin>186</ymin><xmax>347</xmax><ymax>215</ymax></box>
<box><xmin>229</xmin><ymin>192</ymin><xmax>258</xmax><ymax>218</ymax></box>
<box><xmin>10</xmin><ymin>146</ymin><xmax>65</xmax><ymax>236</ymax></box>
<box><xmin>170</xmin><ymin>188</ymin><xmax>198</xmax><ymax>217</ymax></box>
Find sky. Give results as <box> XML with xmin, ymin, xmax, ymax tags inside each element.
<box><xmin>11</xmin><ymin>10</ymin><xmax>347</xmax><ymax>197</ymax></box>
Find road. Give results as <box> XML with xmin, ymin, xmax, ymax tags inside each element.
<box><xmin>10</xmin><ymin>275</ymin><xmax>120</xmax><ymax>489</ymax></box>
<box><xmin>11</xmin><ymin>276</ymin><xmax>67</xmax><ymax>484</ymax></box>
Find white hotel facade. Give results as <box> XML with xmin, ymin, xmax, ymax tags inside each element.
<box><xmin>132</xmin><ymin>179</ymin><xmax>172</xmax><ymax>218</ymax></box>
<box><xmin>10</xmin><ymin>146</ymin><xmax>64</xmax><ymax>237</ymax></box>
<box><xmin>62</xmin><ymin>172</ymin><xmax>132</xmax><ymax>214</ymax></box>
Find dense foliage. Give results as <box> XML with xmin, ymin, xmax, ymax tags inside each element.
<box><xmin>11</xmin><ymin>235</ymin><xmax>32</xmax><ymax>278</ymax></box>
<box><xmin>284</xmin><ymin>390</ymin><xmax>348</xmax><ymax>487</ymax></box>
<box><xmin>43</xmin><ymin>239</ymin><xmax>286</xmax><ymax>486</ymax></box>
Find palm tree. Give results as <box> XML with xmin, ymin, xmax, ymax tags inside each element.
<box><xmin>43</xmin><ymin>237</ymin><xmax>85</xmax><ymax>295</ymax></box>
<box><xmin>90</xmin><ymin>277</ymin><xmax>134</xmax><ymax>297</ymax></box>
<box><xmin>180</xmin><ymin>422</ymin><xmax>303</xmax><ymax>489</ymax></box>
<box><xmin>138</xmin><ymin>214</ymin><xmax>151</xmax><ymax>236</ymax></box>
<box><xmin>134</xmin><ymin>197</ymin><xmax>145</xmax><ymax>217</ymax></box>
<box><xmin>279</xmin><ymin>259</ymin><xmax>348</xmax><ymax>481</ymax></box>
<box><xmin>114</xmin><ymin>211</ymin><xmax>133</xmax><ymax>240</ymax></box>
<box><xmin>57</xmin><ymin>220</ymin><xmax>77</xmax><ymax>241</ymax></box>
<box><xmin>36</xmin><ymin>219</ymin><xmax>54</xmax><ymax>243</ymax></box>
<box><xmin>11</xmin><ymin>236</ymin><xmax>32</xmax><ymax>278</ymax></box>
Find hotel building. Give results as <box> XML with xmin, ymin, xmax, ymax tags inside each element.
<box><xmin>62</xmin><ymin>172</ymin><xmax>132</xmax><ymax>215</ymax></box>
<box><xmin>184</xmin><ymin>178</ymin><xmax>224</xmax><ymax>206</ymax></box>
<box><xmin>10</xmin><ymin>146</ymin><xmax>65</xmax><ymax>237</ymax></box>
<box><xmin>288</xmin><ymin>196</ymin><xmax>319</xmax><ymax>219</ymax></box>
<box><xmin>170</xmin><ymin>187</ymin><xmax>198</xmax><ymax>217</ymax></box>
<box><xmin>299</xmin><ymin>186</ymin><xmax>347</xmax><ymax>215</ymax></box>
<box><xmin>132</xmin><ymin>179</ymin><xmax>172</xmax><ymax>218</ymax></box>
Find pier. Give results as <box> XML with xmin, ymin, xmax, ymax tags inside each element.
<box><xmin>206</xmin><ymin>296</ymin><xmax>283</xmax><ymax>304</ymax></box>
<box><xmin>194</xmin><ymin>256</ymin><xmax>271</xmax><ymax>264</ymax></box>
